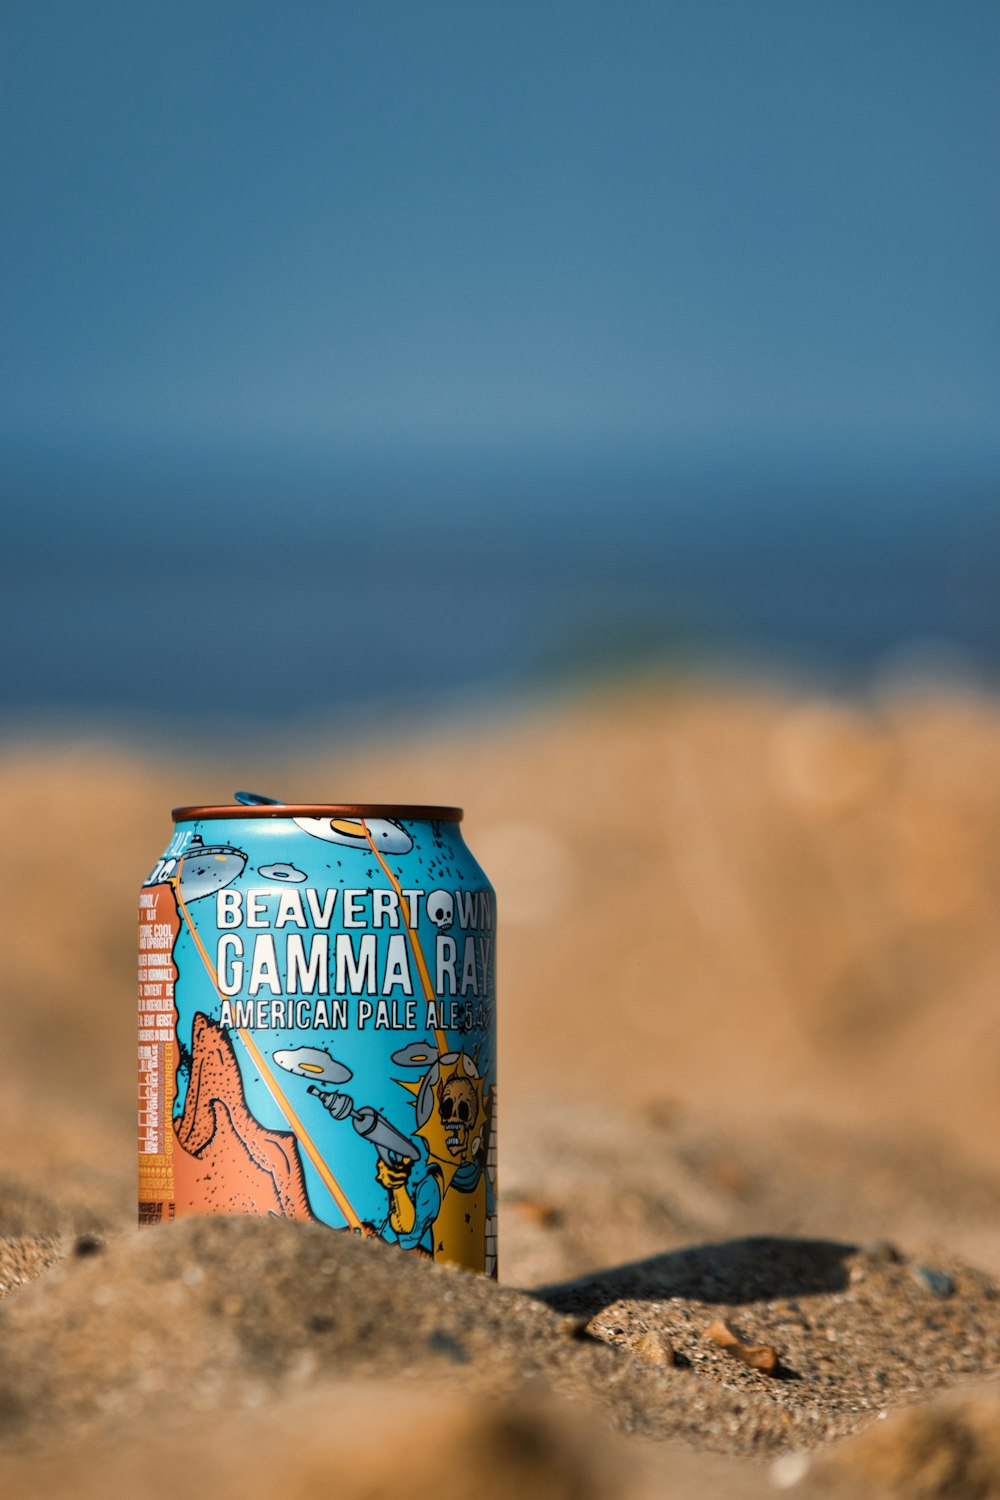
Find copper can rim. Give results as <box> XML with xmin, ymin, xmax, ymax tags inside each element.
<box><xmin>172</xmin><ymin>803</ymin><xmax>464</xmax><ymax>823</ymax></box>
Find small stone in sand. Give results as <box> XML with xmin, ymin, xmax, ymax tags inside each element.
<box><xmin>860</xmin><ymin>1239</ymin><xmax>902</xmax><ymax>1264</ymax></box>
<box><xmin>770</xmin><ymin>1451</ymin><xmax>811</xmax><ymax>1489</ymax></box>
<box><xmin>911</xmin><ymin>1265</ymin><xmax>955</xmax><ymax>1298</ymax></box>
<box><xmin>705</xmin><ymin>1318</ymin><xmax>780</xmax><ymax>1376</ymax></box>
<box><xmin>632</xmin><ymin>1331</ymin><xmax>675</xmax><ymax>1367</ymax></box>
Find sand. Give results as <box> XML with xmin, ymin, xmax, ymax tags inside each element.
<box><xmin>2</xmin><ymin>676</ymin><xmax>1000</xmax><ymax>1498</ymax></box>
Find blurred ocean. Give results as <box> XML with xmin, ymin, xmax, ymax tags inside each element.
<box><xmin>3</xmin><ymin>5</ymin><xmax>996</xmax><ymax>741</ymax></box>
<box><xmin>4</xmin><ymin>438</ymin><xmax>998</xmax><ymax>736</ymax></box>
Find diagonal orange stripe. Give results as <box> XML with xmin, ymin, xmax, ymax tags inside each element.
<box><xmin>359</xmin><ymin>819</ymin><xmax>449</xmax><ymax>1057</ymax></box>
<box><xmin>171</xmin><ymin>859</ymin><xmax>362</xmax><ymax>1230</ymax></box>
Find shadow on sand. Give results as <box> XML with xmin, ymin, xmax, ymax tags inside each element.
<box><xmin>530</xmin><ymin>1235</ymin><xmax>855</xmax><ymax>1321</ymax></box>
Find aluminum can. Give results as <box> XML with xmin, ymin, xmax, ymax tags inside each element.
<box><xmin>138</xmin><ymin>801</ymin><xmax>497</xmax><ymax>1276</ymax></box>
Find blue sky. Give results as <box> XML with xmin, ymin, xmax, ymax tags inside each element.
<box><xmin>3</xmin><ymin>0</ymin><xmax>997</xmax><ymax>456</ymax></box>
<box><xmin>1</xmin><ymin>3</ymin><xmax>998</xmax><ymax>723</ymax></box>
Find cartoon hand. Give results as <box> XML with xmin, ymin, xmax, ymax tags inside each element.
<box><xmin>376</xmin><ymin>1156</ymin><xmax>413</xmax><ymax>1191</ymax></box>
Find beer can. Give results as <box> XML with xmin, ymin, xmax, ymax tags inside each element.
<box><xmin>137</xmin><ymin>799</ymin><xmax>497</xmax><ymax>1276</ymax></box>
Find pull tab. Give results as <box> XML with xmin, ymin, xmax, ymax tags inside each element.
<box><xmin>234</xmin><ymin>791</ymin><xmax>284</xmax><ymax>806</ymax></box>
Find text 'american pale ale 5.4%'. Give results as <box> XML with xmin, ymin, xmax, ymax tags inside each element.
<box><xmin>137</xmin><ymin>797</ymin><xmax>497</xmax><ymax>1276</ymax></box>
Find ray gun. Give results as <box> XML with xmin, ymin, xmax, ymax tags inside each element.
<box><xmin>308</xmin><ymin>1087</ymin><xmax>417</xmax><ymax>1167</ymax></box>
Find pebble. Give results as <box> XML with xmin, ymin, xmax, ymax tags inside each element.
<box><xmin>910</xmin><ymin>1265</ymin><xmax>955</xmax><ymax>1298</ymax></box>
<box><xmin>771</xmin><ymin>1451</ymin><xmax>811</xmax><ymax>1488</ymax></box>
<box><xmin>860</xmin><ymin>1239</ymin><xmax>902</xmax><ymax>1264</ymax></box>
<box><xmin>632</xmin><ymin>1330</ymin><xmax>676</xmax><ymax>1367</ymax></box>
<box><xmin>705</xmin><ymin>1318</ymin><xmax>781</xmax><ymax>1375</ymax></box>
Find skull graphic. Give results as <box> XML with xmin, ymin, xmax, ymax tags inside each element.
<box><xmin>437</xmin><ymin>1075</ymin><xmax>477</xmax><ymax>1158</ymax></box>
<box><xmin>427</xmin><ymin>889</ymin><xmax>454</xmax><ymax>929</ymax></box>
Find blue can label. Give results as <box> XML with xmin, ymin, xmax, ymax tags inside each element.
<box><xmin>137</xmin><ymin>813</ymin><xmax>497</xmax><ymax>1275</ymax></box>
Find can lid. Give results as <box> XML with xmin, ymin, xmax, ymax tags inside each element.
<box><xmin>172</xmin><ymin>803</ymin><xmax>463</xmax><ymax>823</ymax></box>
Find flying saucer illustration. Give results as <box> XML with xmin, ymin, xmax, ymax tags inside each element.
<box><xmin>272</xmin><ymin>1046</ymin><xmax>353</xmax><ymax>1085</ymax></box>
<box><xmin>177</xmin><ymin>836</ymin><xmax>247</xmax><ymax>901</ymax></box>
<box><xmin>258</xmin><ymin>862</ymin><xmax>307</xmax><ymax>883</ymax></box>
<box><xmin>292</xmin><ymin>816</ymin><xmax>413</xmax><ymax>854</ymax></box>
<box><xmin>391</xmin><ymin>1041</ymin><xmax>439</xmax><ymax>1068</ymax></box>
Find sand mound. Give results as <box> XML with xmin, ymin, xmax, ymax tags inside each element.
<box><xmin>814</xmin><ymin>1381</ymin><xmax>1000</xmax><ymax>1499</ymax></box>
<box><xmin>0</xmin><ymin>1217</ymin><xmax>612</xmax><ymax>1445</ymax></box>
<box><xmin>4</xmin><ymin>681</ymin><xmax>1000</xmax><ymax>1496</ymax></box>
<box><xmin>1</xmin><ymin>1210</ymin><xmax>998</xmax><ymax>1466</ymax></box>
<box><xmin>1</xmin><ymin>1211</ymin><xmax>999</xmax><ymax>1498</ymax></box>
<box><xmin>0</xmin><ymin>1381</ymin><xmax>658</xmax><ymax>1500</ymax></box>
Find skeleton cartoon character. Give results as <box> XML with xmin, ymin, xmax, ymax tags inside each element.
<box><xmin>385</xmin><ymin>1045</ymin><xmax>497</xmax><ymax>1271</ymax></box>
<box><xmin>438</xmin><ymin>1073</ymin><xmax>477</xmax><ymax>1156</ymax></box>
<box><xmin>426</xmin><ymin>889</ymin><xmax>454</xmax><ymax>929</ymax></box>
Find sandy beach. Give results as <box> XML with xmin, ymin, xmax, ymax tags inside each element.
<box><xmin>2</xmin><ymin>676</ymin><xmax>1000</xmax><ymax>1498</ymax></box>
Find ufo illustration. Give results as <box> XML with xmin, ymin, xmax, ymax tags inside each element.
<box><xmin>258</xmin><ymin>862</ymin><xmax>307</xmax><ymax>883</ymax></box>
<box><xmin>391</xmin><ymin>1041</ymin><xmax>439</xmax><ymax>1068</ymax></box>
<box><xmin>272</xmin><ymin>1046</ymin><xmax>353</xmax><ymax>1085</ymax></box>
<box><xmin>292</xmin><ymin>816</ymin><xmax>413</xmax><ymax>855</ymax></box>
<box><xmin>177</xmin><ymin>836</ymin><xmax>247</xmax><ymax>901</ymax></box>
